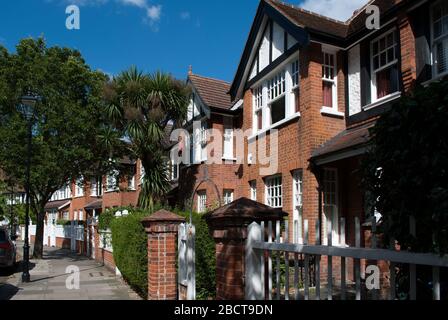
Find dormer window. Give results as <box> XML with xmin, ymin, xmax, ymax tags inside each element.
<box><xmin>371</xmin><ymin>30</ymin><xmax>399</xmax><ymax>101</ymax></box>
<box><xmin>432</xmin><ymin>1</ymin><xmax>448</xmax><ymax>77</ymax></box>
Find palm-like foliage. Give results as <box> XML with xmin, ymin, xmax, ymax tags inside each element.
<box><xmin>104</xmin><ymin>67</ymin><xmax>189</xmax><ymax>209</ymax></box>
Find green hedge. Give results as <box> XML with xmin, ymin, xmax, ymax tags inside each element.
<box><xmin>101</xmin><ymin>205</ymin><xmax>216</xmax><ymax>300</ymax></box>
<box><xmin>109</xmin><ymin>207</ymin><xmax>150</xmax><ymax>298</ymax></box>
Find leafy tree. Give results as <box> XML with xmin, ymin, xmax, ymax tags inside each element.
<box><xmin>104</xmin><ymin>67</ymin><xmax>189</xmax><ymax>210</ymax></box>
<box><xmin>362</xmin><ymin>78</ymin><xmax>448</xmax><ymax>255</ymax></box>
<box><xmin>0</xmin><ymin>38</ymin><xmax>113</xmax><ymax>258</ymax></box>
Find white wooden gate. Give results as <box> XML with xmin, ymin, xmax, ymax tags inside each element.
<box><xmin>178</xmin><ymin>223</ymin><xmax>196</xmax><ymax>300</ymax></box>
<box><xmin>245</xmin><ymin>217</ymin><xmax>448</xmax><ymax>300</ymax></box>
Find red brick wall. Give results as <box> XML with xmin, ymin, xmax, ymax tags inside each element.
<box><xmin>176</xmin><ymin>114</ymin><xmax>242</xmax><ymax>212</ymax></box>
<box><xmin>241</xmin><ymin>43</ymin><xmax>346</xmax><ymax>243</ymax></box>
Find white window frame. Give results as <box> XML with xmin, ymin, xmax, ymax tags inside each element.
<box><xmin>91</xmin><ymin>177</ymin><xmax>103</xmax><ymax>197</ymax></box>
<box><xmin>197</xmin><ymin>191</ymin><xmax>207</xmax><ymax>213</ymax></box>
<box><xmin>223</xmin><ymin>189</ymin><xmax>234</xmax><ymax>205</ymax></box>
<box><xmin>322</xmin><ymin>168</ymin><xmax>339</xmax><ymax>246</ymax></box>
<box><xmin>292</xmin><ymin>170</ymin><xmax>303</xmax><ymax>244</ymax></box>
<box><xmin>265</xmin><ymin>175</ymin><xmax>282</xmax><ymax>208</ymax></box>
<box><xmin>370</xmin><ymin>28</ymin><xmax>400</xmax><ymax>103</ymax></box>
<box><xmin>128</xmin><ymin>173</ymin><xmax>136</xmax><ymax>190</ymax></box>
<box><xmin>222</xmin><ymin>116</ymin><xmax>235</xmax><ymax>160</ymax></box>
<box><xmin>106</xmin><ymin>171</ymin><xmax>119</xmax><ymax>192</ymax></box>
<box><xmin>75</xmin><ymin>178</ymin><xmax>84</xmax><ymax>197</ymax></box>
<box><xmin>251</xmin><ymin>57</ymin><xmax>301</xmax><ymax>136</ymax></box>
<box><xmin>321</xmin><ymin>50</ymin><xmax>339</xmax><ymax>115</ymax></box>
<box><xmin>431</xmin><ymin>0</ymin><xmax>448</xmax><ymax>79</ymax></box>
<box><xmin>253</xmin><ymin>86</ymin><xmax>263</xmax><ymax>133</ymax></box>
<box><xmin>291</xmin><ymin>59</ymin><xmax>300</xmax><ymax>89</ymax></box>
<box><xmin>250</xmin><ymin>180</ymin><xmax>257</xmax><ymax>201</ymax></box>
<box><xmin>267</xmin><ymin>70</ymin><xmax>286</xmax><ymax>126</ymax></box>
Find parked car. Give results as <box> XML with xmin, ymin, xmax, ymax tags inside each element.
<box><xmin>0</xmin><ymin>227</ymin><xmax>17</xmax><ymax>270</ymax></box>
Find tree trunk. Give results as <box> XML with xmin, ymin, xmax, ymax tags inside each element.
<box><xmin>32</xmin><ymin>207</ymin><xmax>46</xmax><ymax>259</ymax></box>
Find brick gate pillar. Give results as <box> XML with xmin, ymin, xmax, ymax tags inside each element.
<box><xmin>205</xmin><ymin>198</ymin><xmax>286</xmax><ymax>300</ymax></box>
<box><xmin>141</xmin><ymin>209</ymin><xmax>185</xmax><ymax>300</ymax></box>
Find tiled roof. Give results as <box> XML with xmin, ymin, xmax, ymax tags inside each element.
<box><xmin>311</xmin><ymin>122</ymin><xmax>375</xmax><ymax>159</ymax></box>
<box><xmin>266</xmin><ymin>0</ymin><xmax>408</xmax><ymax>40</ymax></box>
<box><xmin>45</xmin><ymin>200</ymin><xmax>71</xmax><ymax>210</ymax></box>
<box><xmin>266</xmin><ymin>0</ymin><xmax>349</xmax><ymax>39</ymax></box>
<box><xmin>345</xmin><ymin>0</ymin><xmax>405</xmax><ymax>38</ymax></box>
<box><xmin>84</xmin><ymin>199</ymin><xmax>102</xmax><ymax>210</ymax></box>
<box><xmin>188</xmin><ymin>74</ymin><xmax>233</xmax><ymax>110</ymax></box>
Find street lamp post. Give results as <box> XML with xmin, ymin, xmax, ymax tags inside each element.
<box><xmin>18</xmin><ymin>93</ymin><xmax>40</xmax><ymax>283</ymax></box>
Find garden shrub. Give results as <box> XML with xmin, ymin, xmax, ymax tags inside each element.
<box><xmin>102</xmin><ymin>204</ymin><xmax>216</xmax><ymax>300</ymax></box>
<box><xmin>108</xmin><ymin>207</ymin><xmax>151</xmax><ymax>298</ymax></box>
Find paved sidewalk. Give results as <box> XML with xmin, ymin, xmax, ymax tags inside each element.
<box><xmin>0</xmin><ymin>243</ymin><xmax>141</xmax><ymax>300</ymax></box>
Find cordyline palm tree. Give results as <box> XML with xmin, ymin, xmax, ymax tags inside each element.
<box><xmin>103</xmin><ymin>67</ymin><xmax>190</xmax><ymax>210</ymax></box>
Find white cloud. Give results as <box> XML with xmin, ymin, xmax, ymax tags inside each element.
<box><xmin>119</xmin><ymin>0</ymin><xmax>146</xmax><ymax>8</ymax></box>
<box><xmin>57</xmin><ymin>0</ymin><xmax>109</xmax><ymax>6</ymax></box>
<box><xmin>180</xmin><ymin>11</ymin><xmax>191</xmax><ymax>20</ymax></box>
<box><xmin>300</xmin><ymin>0</ymin><xmax>369</xmax><ymax>21</ymax></box>
<box><xmin>147</xmin><ymin>5</ymin><xmax>162</xmax><ymax>21</ymax></box>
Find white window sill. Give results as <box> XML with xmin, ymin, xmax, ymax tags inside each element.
<box><xmin>320</xmin><ymin>107</ymin><xmax>344</xmax><ymax>118</ymax></box>
<box><xmin>105</xmin><ymin>189</ymin><xmax>119</xmax><ymax>193</ymax></box>
<box><xmin>362</xmin><ymin>91</ymin><xmax>401</xmax><ymax>111</ymax></box>
<box><xmin>127</xmin><ymin>188</ymin><xmax>137</xmax><ymax>192</ymax></box>
<box><xmin>249</xmin><ymin>112</ymin><xmax>301</xmax><ymax>142</ymax></box>
<box><xmin>222</xmin><ymin>156</ymin><xmax>237</xmax><ymax>161</ymax></box>
<box><xmin>73</xmin><ymin>195</ymin><xmax>84</xmax><ymax>199</ymax></box>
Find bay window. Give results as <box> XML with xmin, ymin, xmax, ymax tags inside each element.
<box><xmin>268</xmin><ymin>71</ymin><xmax>286</xmax><ymax>125</ymax></box>
<box><xmin>265</xmin><ymin>175</ymin><xmax>282</xmax><ymax>208</ymax></box>
<box><xmin>251</xmin><ymin>59</ymin><xmax>300</xmax><ymax>134</ymax></box>
<box><xmin>371</xmin><ymin>30</ymin><xmax>399</xmax><ymax>101</ymax></box>
<box><xmin>432</xmin><ymin>1</ymin><xmax>448</xmax><ymax>77</ymax></box>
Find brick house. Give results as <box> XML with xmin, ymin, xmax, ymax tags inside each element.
<box><xmin>172</xmin><ymin>71</ymin><xmax>242</xmax><ymax>213</ymax></box>
<box><xmin>307</xmin><ymin>0</ymin><xmax>445</xmax><ymax>250</ymax></box>
<box><xmin>228</xmin><ymin>0</ymin><xmax>348</xmax><ymax>244</ymax></box>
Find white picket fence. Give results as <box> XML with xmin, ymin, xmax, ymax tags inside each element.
<box><xmin>23</xmin><ymin>223</ymin><xmax>84</xmax><ymax>251</ymax></box>
<box><xmin>245</xmin><ymin>217</ymin><xmax>448</xmax><ymax>300</ymax></box>
<box><xmin>178</xmin><ymin>223</ymin><xmax>196</xmax><ymax>300</ymax></box>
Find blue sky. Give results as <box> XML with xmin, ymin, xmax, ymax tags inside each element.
<box><xmin>0</xmin><ymin>0</ymin><xmax>367</xmax><ymax>82</ymax></box>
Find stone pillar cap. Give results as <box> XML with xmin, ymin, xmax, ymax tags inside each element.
<box><xmin>205</xmin><ymin>197</ymin><xmax>287</xmax><ymax>223</ymax></box>
<box><xmin>141</xmin><ymin>209</ymin><xmax>185</xmax><ymax>223</ymax></box>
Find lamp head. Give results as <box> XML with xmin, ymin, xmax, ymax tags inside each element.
<box><xmin>18</xmin><ymin>93</ymin><xmax>41</xmax><ymax>120</ymax></box>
